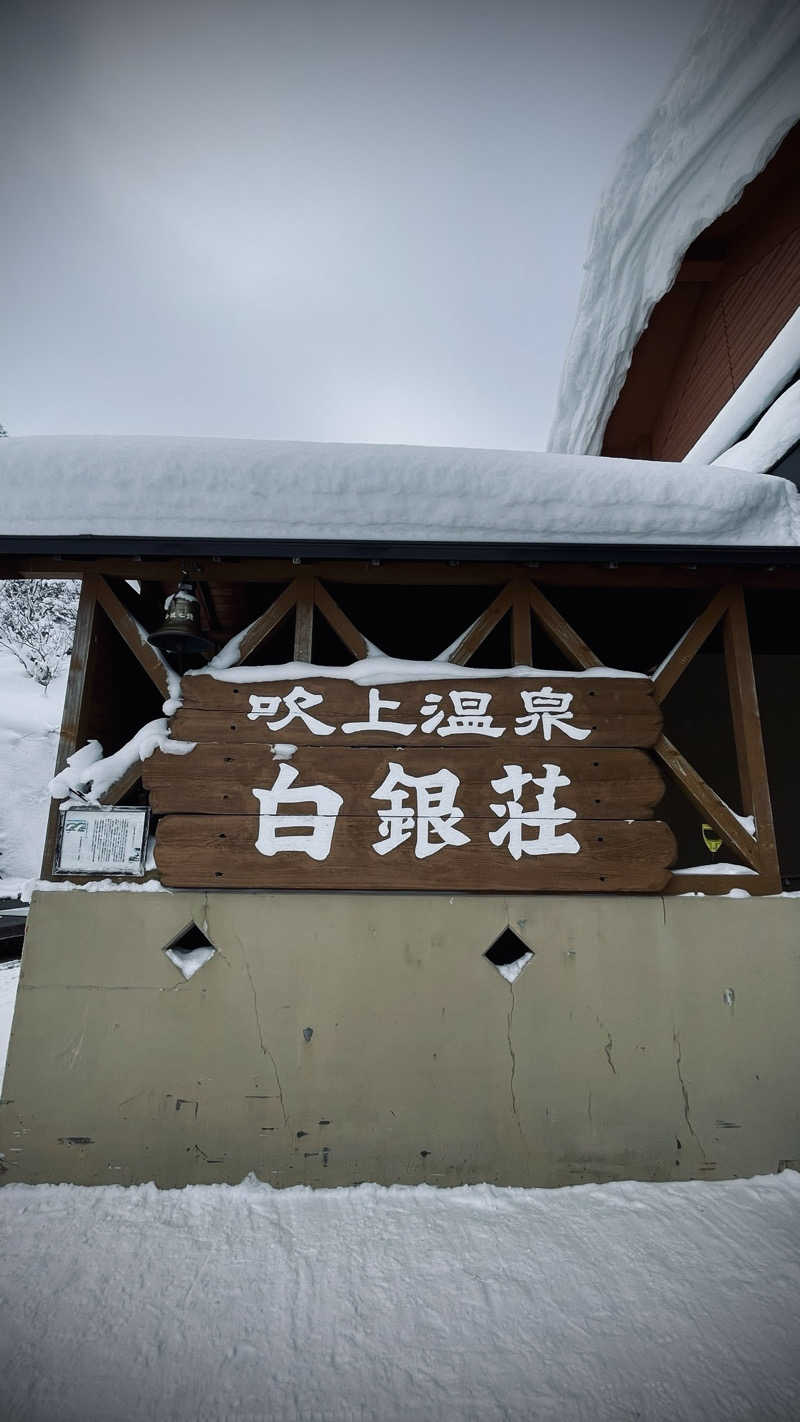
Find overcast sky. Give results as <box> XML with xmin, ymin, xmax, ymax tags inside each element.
<box><xmin>2</xmin><ymin>0</ymin><xmax>704</xmax><ymax>450</ymax></box>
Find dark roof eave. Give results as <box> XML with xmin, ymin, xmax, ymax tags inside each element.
<box><xmin>1</xmin><ymin>534</ymin><xmax>799</xmax><ymax>567</ymax></box>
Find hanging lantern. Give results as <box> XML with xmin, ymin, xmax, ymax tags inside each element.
<box><xmin>148</xmin><ymin>581</ymin><xmax>214</xmax><ymax>658</ymax></box>
<box><xmin>701</xmin><ymin>823</ymin><xmax>723</xmax><ymax>855</ymax></box>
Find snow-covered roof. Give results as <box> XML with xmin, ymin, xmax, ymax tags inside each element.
<box><xmin>2</xmin><ymin>434</ymin><xmax>799</xmax><ymax>548</ymax></box>
<box><xmin>548</xmin><ymin>0</ymin><xmax>800</xmax><ymax>457</ymax></box>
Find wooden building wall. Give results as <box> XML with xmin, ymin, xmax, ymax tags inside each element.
<box><xmin>602</xmin><ymin>122</ymin><xmax>800</xmax><ymax>462</ymax></box>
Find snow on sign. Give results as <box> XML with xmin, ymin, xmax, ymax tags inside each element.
<box><xmin>55</xmin><ymin>806</ymin><xmax>150</xmax><ymax>876</ymax></box>
<box><xmin>148</xmin><ymin>677</ymin><xmax>675</xmax><ymax>891</ymax></box>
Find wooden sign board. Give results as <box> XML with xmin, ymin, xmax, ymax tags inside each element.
<box><xmin>151</xmin><ymin>675</ymin><xmax>675</xmax><ymax>892</ymax></box>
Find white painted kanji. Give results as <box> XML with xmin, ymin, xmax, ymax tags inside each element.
<box><xmin>247</xmin><ymin>686</ymin><xmax>335</xmax><ymax>736</ymax></box>
<box><xmin>419</xmin><ymin>690</ymin><xmax>503</xmax><ymax>738</ymax></box>
<box><xmin>489</xmin><ymin>762</ymin><xmax>580</xmax><ymax>860</ymax></box>
<box><xmin>371</xmin><ymin>762</ymin><xmax>470</xmax><ymax>858</ymax></box>
<box><xmin>341</xmin><ymin>688</ymin><xmax>416</xmax><ymax>736</ymax></box>
<box><xmin>514</xmin><ymin>687</ymin><xmax>590</xmax><ymax>741</ymax></box>
<box><xmin>253</xmin><ymin>764</ymin><xmax>343</xmax><ymax>859</ymax></box>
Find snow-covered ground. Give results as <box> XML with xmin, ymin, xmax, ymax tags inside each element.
<box><xmin>0</xmin><ymin>957</ymin><xmax>20</xmax><ymax>1086</ymax></box>
<box><xmin>0</xmin><ymin>648</ymin><xmax>65</xmax><ymax>1089</ymax></box>
<box><xmin>0</xmin><ymin>1170</ymin><xmax>798</xmax><ymax>1421</ymax></box>
<box><xmin>0</xmin><ymin>648</ymin><xmax>66</xmax><ymax>883</ymax></box>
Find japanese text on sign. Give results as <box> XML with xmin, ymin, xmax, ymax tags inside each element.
<box><xmin>252</xmin><ymin>760</ymin><xmax>580</xmax><ymax>862</ymax></box>
<box><xmin>246</xmin><ymin>685</ymin><xmax>591</xmax><ymax>741</ymax></box>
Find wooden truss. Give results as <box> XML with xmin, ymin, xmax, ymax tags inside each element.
<box><xmin>41</xmin><ymin>569</ymin><xmax>781</xmax><ymax>894</ymax></box>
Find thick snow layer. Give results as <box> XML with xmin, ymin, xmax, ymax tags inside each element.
<box><xmin>712</xmin><ymin>376</ymin><xmax>800</xmax><ymax>475</ymax></box>
<box><xmin>0</xmin><ymin>651</ymin><xmax>66</xmax><ymax>881</ymax></box>
<box><xmin>0</xmin><ymin>1172</ymin><xmax>799</xmax><ymax>1421</ymax></box>
<box><xmin>193</xmin><ymin>654</ymin><xmax>646</xmax><ymax>686</ymax></box>
<box><xmin>549</xmin><ymin>1</ymin><xmax>800</xmax><ymax>456</ymax></box>
<box><xmin>3</xmin><ymin>434</ymin><xmax>800</xmax><ymax>545</ymax></box>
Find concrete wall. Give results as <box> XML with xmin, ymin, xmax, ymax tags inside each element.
<box><xmin>1</xmin><ymin>889</ymin><xmax>799</xmax><ymax>1188</ymax></box>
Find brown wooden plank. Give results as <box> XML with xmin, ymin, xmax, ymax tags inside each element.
<box><xmin>144</xmin><ymin>745</ymin><xmax>665</xmax><ymax>819</ymax></box>
<box><xmin>155</xmin><ymin>815</ymin><xmax>676</xmax><ymax>892</ymax></box>
<box><xmin>653</xmin><ymin>586</ymin><xmax>732</xmax><ymax>703</ymax></box>
<box><xmin>446</xmin><ymin>583</ymin><xmax>513</xmax><ymax>664</ymax></box>
<box><xmin>722</xmin><ymin>587</ymin><xmax>781</xmax><ymax>890</ymax></box>
<box><xmin>172</xmin><ymin>677</ymin><xmax>662</xmax><ymax>747</ymax></box>
<box><xmin>94</xmin><ymin>576</ymin><xmax>170</xmax><ymax>699</ymax></box>
<box><xmin>527</xmin><ymin>583</ymin><xmax>603</xmax><ymax>669</ymax></box>
<box><xmin>653</xmin><ymin>733</ymin><xmax>761</xmax><ymax>870</ymax></box>
<box><xmin>223</xmin><ymin>581</ymin><xmax>298</xmax><ymax>667</ymax></box>
<box><xmin>313</xmin><ymin>580</ymin><xmax>369</xmax><ymax>660</ymax></box>
<box><xmin>179</xmin><ymin>674</ymin><xmax>656</xmax><ymax>713</ymax></box>
<box><xmin>293</xmin><ymin>575</ymin><xmax>314</xmax><ymax>661</ymax></box>
<box><xmin>40</xmin><ymin>575</ymin><xmax>100</xmax><ymax>877</ymax></box>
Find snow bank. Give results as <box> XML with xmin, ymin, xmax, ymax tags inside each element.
<box><xmin>2</xmin><ymin>434</ymin><xmax>799</xmax><ymax>546</ymax></box>
<box><xmin>0</xmin><ymin>1171</ymin><xmax>798</xmax><ymax>1421</ymax></box>
<box><xmin>549</xmin><ymin>0</ymin><xmax>800</xmax><ymax>456</ymax></box>
<box><xmin>0</xmin><ymin>958</ymin><xmax>20</xmax><ymax>1088</ymax></box>
<box><xmin>0</xmin><ymin>650</ymin><xmax>66</xmax><ymax>881</ymax></box>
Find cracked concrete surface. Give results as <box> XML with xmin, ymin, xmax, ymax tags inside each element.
<box><xmin>2</xmin><ymin>889</ymin><xmax>800</xmax><ymax>1187</ymax></box>
<box><xmin>673</xmin><ymin>1028</ymin><xmax>706</xmax><ymax>1160</ymax></box>
<box><xmin>241</xmin><ymin>945</ymin><xmax>287</xmax><ymax>1127</ymax></box>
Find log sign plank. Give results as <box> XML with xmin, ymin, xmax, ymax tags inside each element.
<box><xmin>151</xmin><ymin>675</ymin><xmax>675</xmax><ymax>891</ymax></box>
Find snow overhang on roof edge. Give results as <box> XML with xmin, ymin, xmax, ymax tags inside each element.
<box><xmin>548</xmin><ymin>0</ymin><xmax>800</xmax><ymax>458</ymax></box>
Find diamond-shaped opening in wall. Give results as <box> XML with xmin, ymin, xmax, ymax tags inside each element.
<box><xmin>484</xmin><ymin>928</ymin><xmax>533</xmax><ymax>984</ymax></box>
<box><xmin>163</xmin><ymin>923</ymin><xmax>217</xmax><ymax>981</ymax></box>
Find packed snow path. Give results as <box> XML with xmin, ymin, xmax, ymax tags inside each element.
<box><xmin>1</xmin><ymin>1172</ymin><xmax>799</xmax><ymax>1421</ymax></box>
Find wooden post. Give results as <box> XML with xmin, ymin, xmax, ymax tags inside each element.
<box><xmin>40</xmin><ymin>574</ymin><xmax>100</xmax><ymax>879</ymax></box>
<box><xmin>293</xmin><ymin>576</ymin><xmax>315</xmax><ymax>662</ymax></box>
<box><xmin>511</xmin><ymin>577</ymin><xmax>533</xmax><ymax>666</ymax></box>
<box><xmin>722</xmin><ymin>587</ymin><xmax>781</xmax><ymax>890</ymax></box>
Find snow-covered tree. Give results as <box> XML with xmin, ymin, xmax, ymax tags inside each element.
<box><xmin>0</xmin><ymin>579</ymin><xmax>80</xmax><ymax>690</ymax></box>
<box><xmin>0</xmin><ymin>423</ymin><xmax>8</xmax><ymax>436</ymax></box>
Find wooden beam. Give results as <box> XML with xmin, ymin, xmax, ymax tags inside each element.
<box><xmin>219</xmin><ymin>581</ymin><xmax>298</xmax><ymax>667</ymax></box>
<box><xmin>527</xmin><ymin>582</ymin><xmax>603</xmax><ymax>669</ymax></box>
<box><xmin>653</xmin><ymin>586</ymin><xmax>732</xmax><ymax>702</ymax></box>
<box><xmin>511</xmin><ymin>576</ymin><xmax>533</xmax><ymax>665</ymax></box>
<box><xmin>3</xmin><ymin>554</ymin><xmax>800</xmax><ymax>591</ymax></box>
<box><xmin>40</xmin><ymin>575</ymin><xmax>100</xmax><ymax>878</ymax></box>
<box><xmin>446</xmin><ymin>583</ymin><xmax>514</xmax><ymax>665</ymax></box>
<box><xmin>94</xmin><ymin>576</ymin><xmax>170</xmax><ymax>700</ymax></box>
<box><xmin>293</xmin><ymin>575</ymin><xmax>315</xmax><ymax>662</ymax></box>
<box><xmin>722</xmin><ymin>587</ymin><xmax>781</xmax><ymax>889</ymax></box>
<box><xmin>653</xmin><ymin>733</ymin><xmax>761</xmax><ymax>871</ymax></box>
<box><xmin>313</xmin><ymin>580</ymin><xmax>369</xmax><ymax>660</ymax></box>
